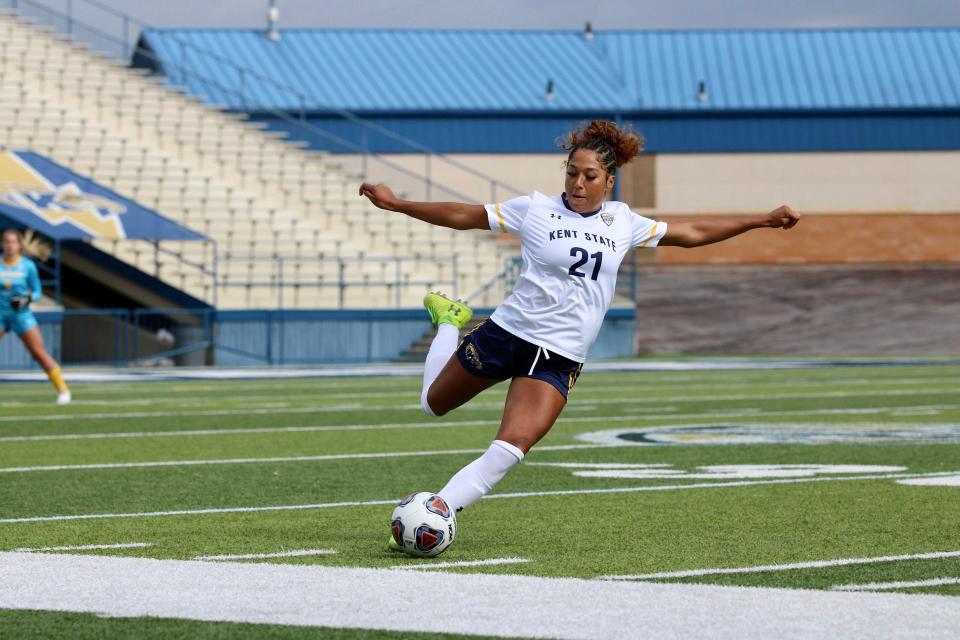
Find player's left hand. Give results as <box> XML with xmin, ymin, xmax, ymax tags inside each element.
<box><xmin>765</xmin><ymin>205</ymin><xmax>800</xmax><ymax>229</ymax></box>
<box><xmin>10</xmin><ymin>295</ymin><xmax>30</xmax><ymax>312</ymax></box>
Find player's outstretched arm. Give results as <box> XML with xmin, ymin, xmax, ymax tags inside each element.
<box><xmin>359</xmin><ymin>182</ymin><xmax>488</xmax><ymax>231</ymax></box>
<box><xmin>659</xmin><ymin>205</ymin><xmax>800</xmax><ymax>248</ymax></box>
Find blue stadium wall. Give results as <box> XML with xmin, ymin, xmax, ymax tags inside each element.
<box><xmin>252</xmin><ymin>111</ymin><xmax>960</xmax><ymax>154</ymax></box>
<box><xmin>0</xmin><ymin>309</ymin><xmax>634</xmax><ymax>367</ymax></box>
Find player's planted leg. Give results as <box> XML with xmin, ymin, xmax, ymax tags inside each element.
<box><xmin>437</xmin><ymin>377</ymin><xmax>566</xmax><ymax>512</ymax></box>
<box><xmin>438</xmin><ymin>440</ymin><xmax>524</xmax><ymax>512</ymax></box>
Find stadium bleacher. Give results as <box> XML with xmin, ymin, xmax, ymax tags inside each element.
<box><xmin>0</xmin><ymin>10</ymin><xmax>517</xmax><ymax>309</ymax></box>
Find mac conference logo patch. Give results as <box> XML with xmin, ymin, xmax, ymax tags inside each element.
<box><xmin>600</xmin><ymin>211</ymin><xmax>615</xmax><ymax>226</ymax></box>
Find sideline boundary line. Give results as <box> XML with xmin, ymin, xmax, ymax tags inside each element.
<box><xmin>3</xmin><ymin>551</ymin><xmax>958</xmax><ymax>639</ymax></box>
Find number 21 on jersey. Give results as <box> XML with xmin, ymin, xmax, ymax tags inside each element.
<box><xmin>568</xmin><ymin>247</ymin><xmax>602</xmax><ymax>281</ymax></box>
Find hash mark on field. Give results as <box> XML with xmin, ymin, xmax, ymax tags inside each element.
<box><xmin>12</xmin><ymin>543</ymin><xmax>153</xmax><ymax>553</ymax></box>
<box><xmin>599</xmin><ymin>550</ymin><xmax>960</xmax><ymax>581</ymax></box>
<box><xmin>4</xmin><ymin>470</ymin><xmax>959</xmax><ymax>525</ymax></box>
<box><xmin>831</xmin><ymin>577</ymin><xmax>960</xmax><ymax>592</ymax></box>
<box><xmin>898</xmin><ymin>474</ymin><xmax>960</xmax><ymax>487</ymax></box>
<box><xmin>195</xmin><ymin>549</ymin><xmax>336</xmax><ymax>561</ymax></box>
<box><xmin>391</xmin><ymin>557</ymin><xmax>530</xmax><ymax>570</ymax></box>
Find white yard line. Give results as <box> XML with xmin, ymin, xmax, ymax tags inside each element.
<box><xmin>7</xmin><ymin>375</ymin><xmax>956</xmax><ymax>402</ymax></box>
<box><xmin>832</xmin><ymin>577</ymin><xmax>960</xmax><ymax>592</ymax></box>
<box><xmin>1</xmin><ymin>552</ymin><xmax>957</xmax><ymax>639</ymax></box>
<box><xmin>0</xmin><ymin>414</ymin><xmax>654</xmax><ymax>443</ymax></box>
<box><xmin>391</xmin><ymin>557</ymin><xmax>530</xmax><ymax>570</ymax></box>
<box><xmin>4</xmin><ymin>469</ymin><xmax>958</xmax><ymax>525</ymax></box>
<box><xmin>11</xmin><ymin>543</ymin><xmax>153</xmax><ymax>552</ymax></box>
<box><xmin>0</xmin><ymin>443</ymin><xmax>613</xmax><ymax>474</ymax></box>
<box><xmin>0</xmin><ymin>498</ymin><xmax>398</xmax><ymax>525</ymax></box>
<box><xmin>5</xmin><ymin>406</ymin><xmax>960</xmax><ymax>444</ymax></box>
<box><xmin>195</xmin><ymin>549</ymin><xmax>336</xmax><ymax>561</ymax></box>
<box><xmin>0</xmin><ymin>405</ymin><xmax>368</xmax><ymax>422</ymax></box>
<box><xmin>7</xmin><ymin>369</ymin><xmax>957</xmax><ymax>389</ymax></box>
<box><xmin>600</xmin><ymin>550</ymin><xmax>960</xmax><ymax>581</ymax></box>
<box><xmin>3</xmin><ymin>387</ymin><xmax>958</xmax><ymax>422</ymax></box>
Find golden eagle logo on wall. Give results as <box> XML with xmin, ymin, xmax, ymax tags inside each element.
<box><xmin>0</xmin><ymin>153</ymin><xmax>127</xmax><ymax>239</ymax></box>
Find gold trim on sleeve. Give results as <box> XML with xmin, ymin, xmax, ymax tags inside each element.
<box><xmin>638</xmin><ymin>221</ymin><xmax>661</xmax><ymax>247</ymax></box>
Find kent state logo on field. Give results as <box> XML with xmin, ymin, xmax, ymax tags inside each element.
<box><xmin>0</xmin><ymin>152</ymin><xmax>127</xmax><ymax>239</ymax></box>
<box><xmin>577</xmin><ymin>423</ymin><xmax>960</xmax><ymax>447</ymax></box>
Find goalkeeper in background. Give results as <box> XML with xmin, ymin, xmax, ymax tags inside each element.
<box><xmin>1</xmin><ymin>228</ymin><xmax>71</xmax><ymax>404</ymax></box>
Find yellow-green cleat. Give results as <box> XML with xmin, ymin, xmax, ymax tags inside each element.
<box><xmin>388</xmin><ymin>535</ymin><xmax>403</xmax><ymax>551</ymax></box>
<box><xmin>423</xmin><ymin>291</ymin><xmax>473</xmax><ymax>330</ymax></box>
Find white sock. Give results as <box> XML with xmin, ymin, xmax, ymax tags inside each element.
<box><xmin>438</xmin><ymin>440</ymin><xmax>524</xmax><ymax>512</ymax></box>
<box><xmin>420</xmin><ymin>323</ymin><xmax>459</xmax><ymax>416</ymax></box>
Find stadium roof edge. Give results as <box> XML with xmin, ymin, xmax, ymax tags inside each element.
<box><xmin>135</xmin><ymin>27</ymin><xmax>960</xmax><ymax>114</ymax></box>
<box><xmin>141</xmin><ymin>25</ymin><xmax>960</xmax><ymax>34</ymax></box>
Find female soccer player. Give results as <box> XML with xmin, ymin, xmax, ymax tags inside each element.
<box><xmin>360</xmin><ymin>120</ymin><xmax>798</xmax><ymax>515</ymax></box>
<box><xmin>1</xmin><ymin>228</ymin><xmax>71</xmax><ymax>404</ymax></box>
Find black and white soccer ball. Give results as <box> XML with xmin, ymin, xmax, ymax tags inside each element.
<box><xmin>390</xmin><ymin>492</ymin><xmax>457</xmax><ymax>557</ymax></box>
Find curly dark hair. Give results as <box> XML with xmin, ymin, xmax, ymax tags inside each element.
<box><xmin>560</xmin><ymin>120</ymin><xmax>645</xmax><ymax>174</ymax></box>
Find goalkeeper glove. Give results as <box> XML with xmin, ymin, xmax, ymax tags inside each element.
<box><xmin>10</xmin><ymin>295</ymin><xmax>30</xmax><ymax>312</ymax></box>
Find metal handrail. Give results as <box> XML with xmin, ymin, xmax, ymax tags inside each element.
<box><xmin>467</xmin><ymin>256</ymin><xmax>522</xmax><ymax>306</ymax></box>
<box><xmin>5</xmin><ymin>0</ymin><xmax>526</xmax><ymax>204</ymax></box>
<box><xmin>220</xmin><ymin>254</ymin><xmax>458</xmax><ymax>309</ymax></box>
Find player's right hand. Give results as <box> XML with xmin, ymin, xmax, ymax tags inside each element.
<box><xmin>10</xmin><ymin>295</ymin><xmax>30</xmax><ymax>312</ymax></box>
<box><xmin>359</xmin><ymin>182</ymin><xmax>400</xmax><ymax>212</ymax></box>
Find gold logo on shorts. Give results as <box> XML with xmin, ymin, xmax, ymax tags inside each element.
<box><xmin>465</xmin><ymin>343</ymin><xmax>483</xmax><ymax>370</ymax></box>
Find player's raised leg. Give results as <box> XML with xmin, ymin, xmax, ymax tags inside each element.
<box><xmin>438</xmin><ymin>377</ymin><xmax>566</xmax><ymax>512</ymax></box>
<box><xmin>420</xmin><ymin>291</ymin><xmax>496</xmax><ymax>416</ymax></box>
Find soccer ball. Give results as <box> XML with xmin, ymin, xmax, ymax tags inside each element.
<box><xmin>390</xmin><ymin>492</ymin><xmax>457</xmax><ymax>557</ymax></box>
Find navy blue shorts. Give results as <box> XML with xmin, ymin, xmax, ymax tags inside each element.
<box><xmin>456</xmin><ymin>319</ymin><xmax>583</xmax><ymax>399</ymax></box>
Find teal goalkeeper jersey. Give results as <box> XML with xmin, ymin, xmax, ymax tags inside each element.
<box><xmin>0</xmin><ymin>256</ymin><xmax>42</xmax><ymax>313</ymax></box>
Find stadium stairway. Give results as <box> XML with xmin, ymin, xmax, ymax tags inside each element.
<box><xmin>394</xmin><ymin>314</ymin><xmax>490</xmax><ymax>362</ymax></box>
<box><xmin>0</xmin><ymin>11</ymin><xmax>517</xmax><ymax>308</ymax></box>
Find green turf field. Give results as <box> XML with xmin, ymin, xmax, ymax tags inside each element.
<box><xmin>1</xmin><ymin>363</ymin><xmax>959</xmax><ymax>638</ymax></box>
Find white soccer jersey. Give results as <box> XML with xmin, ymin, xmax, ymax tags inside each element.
<box><xmin>484</xmin><ymin>192</ymin><xmax>666</xmax><ymax>362</ymax></box>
